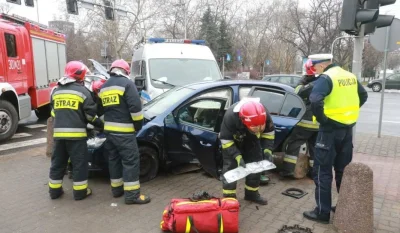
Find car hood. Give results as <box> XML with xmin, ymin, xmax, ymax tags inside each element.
<box><xmin>88</xmin><ymin>59</ymin><xmax>110</xmax><ymax>79</ymax></box>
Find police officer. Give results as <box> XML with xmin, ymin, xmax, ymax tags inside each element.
<box><xmin>280</xmin><ymin>59</ymin><xmax>319</xmax><ymax>179</ymax></box>
<box><xmin>220</xmin><ymin>98</ymin><xmax>275</xmax><ymax>205</ymax></box>
<box><xmin>303</xmin><ymin>54</ymin><xmax>368</xmax><ymax>223</ymax></box>
<box><xmin>48</xmin><ymin>61</ymin><xmax>104</xmax><ymax>200</ymax></box>
<box><xmin>99</xmin><ymin>59</ymin><xmax>150</xmax><ymax>205</ymax></box>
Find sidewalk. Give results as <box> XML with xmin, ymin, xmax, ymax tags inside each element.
<box><xmin>0</xmin><ymin>133</ymin><xmax>399</xmax><ymax>233</ymax></box>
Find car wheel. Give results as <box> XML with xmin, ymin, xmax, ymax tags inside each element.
<box><xmin>372</xmin><ymin>83</ymin><xmax>382</xmax><ymax>92</ymax></box>
<box><xmin>139</xmin><ymin>146</ymin><xmax>159</xmax><ymax>183</ymax></box>
<box><xmin>0</xmin><ymin>100</ymin><xmax>18</xmax><ymax>142</ymax></box>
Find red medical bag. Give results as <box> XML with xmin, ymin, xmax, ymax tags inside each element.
<box><xmin>160</xmin><ymin>197</ymin><xmax>239</xmax><ymax>233</ymax></box>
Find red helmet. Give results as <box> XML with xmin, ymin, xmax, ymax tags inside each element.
<box><xmin>92</xmin><ymin>79</ymin><xmax>106</xmax><ymax>95</ymax></box>
<box><xmin>239</xmin><ymin>101</ymin><xmax>267</xmax><ymax>134</ymax></box>
<box><xmin>110</xmin><ymin>59</ymin><xmax>130</xmax><ymax>75</ymax></box>
<box><xmin>305</xmin><ymin>59</ymin><xmax>316</xmax><ymax>75</ymax></box>
<box><xmin>65</xmin><ymin>61</ymin><xmax>87</xmax><ymax>81</ymax></box>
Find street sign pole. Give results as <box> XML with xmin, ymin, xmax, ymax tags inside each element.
<box><xmin>262</xmin><ymin>63</ymin><xmax>265</xmax><ymax>77</ymax></box>
<box><xmin>351</xmin><ymin>22</ymin><xmax>365</xmax><ymax>143</ymax></box>
<box><xmin>222</xmin><ymin>56</ymin><xmax>225</xmax><ymax>77</ymax></box>
<box><xmin>378</xmin><ymin>26</ymin><xmax>391</xmax><ymax>138</ymax></box>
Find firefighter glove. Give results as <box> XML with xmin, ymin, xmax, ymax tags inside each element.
<box><xmin>235</xmin><ymin>155</ymin><xmax>246</xmax><ymax>168</ymax></box>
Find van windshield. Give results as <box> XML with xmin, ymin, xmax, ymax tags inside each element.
<box><xmin>148</xmin><ymin>58</ymin><xmax>222</xmax><ymax>88</ymax></box>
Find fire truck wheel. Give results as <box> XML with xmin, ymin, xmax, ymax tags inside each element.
<box><xmin>0</xmin><ymin>100</ymin><xmax>19</xmax><ymax>141</ymax></box>
<box><xmin>139</xmin><ymin>146</ymin><xmax>159</xmax><ymax>183</ymax></box>
<box><xmin>35</xmin><ymin>105</ymin><xmax>51</xmax><ymax>120</ymax></box>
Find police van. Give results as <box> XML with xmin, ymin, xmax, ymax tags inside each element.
<box><xmin>130</xmin><ymin>38</ymin><xmax>223</xmax><ymax>103</ymax></box>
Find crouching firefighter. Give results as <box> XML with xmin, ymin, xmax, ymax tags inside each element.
<box><xmin>220</xmin><ymin>98</ymin><xmax>275</xmax><ymax>205</ymax></box>
<box><xmin>49</xmin><ymin>61</ymin><xmax>104</xmax><ymax>200</ymax></box>
<box><xmin>280</xmin><ymin>59</ymin><xmax>319</xmax><ymax>179</ymax></box>
<box><xmin>99</xmin><ymin>59</ymin><xmax>151</xmax><ymax>205</ymax></box>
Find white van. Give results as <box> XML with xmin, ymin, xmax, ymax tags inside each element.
<box><xmin>130</xmin><ymin>38</ymin><xmax>223</xmax><ymax>102</ymax></box>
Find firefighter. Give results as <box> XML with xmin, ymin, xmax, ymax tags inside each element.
<box><xmin>220</xmin><ymin>98</ymin><xmax>274</xmax><ymax>205</ymax></box>
<box><xmin>48</xmin><ymin>61</ymin><xmax>104</xmax><ymax>200</ymax></box>
<box><xmin>280</xmin><ymin>59</ymin><xmax>319</xmax><ymax>179</ymax></box>
<box><xmin>303</xmin><ymin>54</ymin><xmax>368</xmax><ymax>223</ymax></box>
<box><xmin>99</xmin><ymin>59</ymin><xmax>150</xmax><ymax>205</ymax></box>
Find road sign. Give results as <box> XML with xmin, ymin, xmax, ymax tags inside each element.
<box><xmin>265</xmin><ymin>60</ymin><xmax>270</xmax><ymax>66</ymax></box>
<box><xmin>226</xmin><ymin>54</ymin><xmax>231</xmax><ymax>61</ymax></box>
<box><xmin>370</xmin><ymin>18</ymin><xmax>400</xmax><ymax>52</ymax></box>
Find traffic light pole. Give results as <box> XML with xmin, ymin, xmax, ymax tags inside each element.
<box><xmin>351</xmin><ymin>23</ymin><xmax>365</xmax><ymax>143</ymax></box>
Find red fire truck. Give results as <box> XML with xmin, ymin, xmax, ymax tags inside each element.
<box><xmin>0</xmin><ymin>14</ymin><xmax>66</xmax><ymax>142</ymax></box>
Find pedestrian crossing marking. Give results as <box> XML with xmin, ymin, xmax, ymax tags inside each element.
<box><xmin>0</xmin><ymin>138</ymin><xmax>47</xmax><ymax>152</ymax></box>
<box><xmin>24</xmin><ymin>124</ymin><xmax>47</xmax><ymax>129</ymax></box>
<box><xmin>11</xmin><ymin>133</ymin><xmax>32</xmax><ymax>139</ymax></box>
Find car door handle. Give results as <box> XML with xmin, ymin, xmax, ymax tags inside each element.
<box><xmin>200</xmin><ymin>141</ymin><xmax>212</xmax><ymax>147</ymax></box>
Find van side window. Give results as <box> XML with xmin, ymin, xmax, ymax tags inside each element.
<box><xmin>132</xmin><ymin>61</ymin><xmax>141</xmax><ymax>77</ymax></box>
<box><xmin>5</xmin><ymin>33</ymin><xmax>17</xmax><ymax>57</ymax></box>
<box><xmin>141</xmin><ymin>61</ymin><xmax>147</xmax><ymax>79</ymax></box>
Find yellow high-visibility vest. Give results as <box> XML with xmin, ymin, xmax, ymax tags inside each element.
<box><xmin>323</xmin><ymin>66</ymin><xmax>360</xmax><ymax>125</ymax></box>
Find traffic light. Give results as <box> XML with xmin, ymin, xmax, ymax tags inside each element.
<box><xmin>6</xmin><ymin>0</ymin><xmax>21</xmax><ymax>5</ymax></box>
<box><xmin>104</xmin><ymin>0</ymin><xmax>114</xmax><ymax>20</ymax></box>
<box><xmin>339</xmin><ymin>0</ymin><xmax>379</xmax><ymax>35</ymax></box>
<box><xmin>25</xmin><ymin>0</ymin><xmax>34</xmax><ymax>7</ymax></box>
<box><xmin>364</xmin><ymin>0</ymin><xmax>396</xmax><ymax>35</ymax></box>
<box><xmin>66</xmin><ymin>0</ymin><xmax>79</xmax><ymax>15</ymax></box>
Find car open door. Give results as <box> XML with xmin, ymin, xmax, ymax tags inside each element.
<box><xmin>164</xmin><ymin>97</ymin><xmax>227</xmax><ymax>178</ymax></box>
<box><xmin>248</xmin><ymin>86</ymin><xmax>306</xmax><ymax>149</ymax></box>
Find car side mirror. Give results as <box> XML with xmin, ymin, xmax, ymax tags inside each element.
<box><xmin>134</xmin><ymin>75</ymin><xmax>146</xmax><ymax>91</ymax></box>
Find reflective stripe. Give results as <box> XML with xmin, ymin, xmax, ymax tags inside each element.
<box><xmin>222</xmin><ymin>189</ymin><xmax>236</xmax><ymax>194</ymax></box>
<box><xmin>111</xmin><ymin>178</ymin><xmax>123</xmax><ymax>187</ymax></box>
<box><xmin>312</xmin><ymin>116</ymin><xmax>317</xmax><ymax>123</ymax></box>
<box><xmin>220</xmin><ymin>215</ymin><xmax>224</xmax><ymax>233</ymax></box>
<box><xmin>131</xmin><ymin>111</ymin><xmax>144</xmax><ymax>121</ymax></box>
<box><xmin>245</xmin><ymin>185</ymin><xmax>259</xmax><ymax>191</ymax></box>
<box><xmin>51</xmin><ymin>110</ymin><xmax>55</xmax><ymax>117</ymax></box>
<box><xmin>104</xmin><ymin>122</ymin><xmax>135</xmax><ymax>133</ymax></box>
<box><xmin>185</xmin><ymin>217</ymin><xmax>191</xmax><ymax>233</ymax></box>
<box><xmin>85</xmin><ymin>114</ymin><xmax>94</xmax><ymax>121</ymax></box>
<box><xmin>295</xmin><ymin>85</ymin><xmax>303</xmax><ymax>94</ymax></box>
<box><xmin>99</xmin><ymin>86</ymin><xmax>125</xmax><ymax>97</ymax></box>
<box><xmin>124</xmin><ymin>181</ymin><xmax>140</xmax><ymax>191</ymax></box>
<box><xmin>283</xmin><ymin>154</ymin><xmax>297</xmax><ymax>164</ymax></box>
<box><xmin>221</xmin><ymin>140</ymin><xmax>234</xmax><ymax>149</ymax></box>
<box><xmin>53</xmin><ymin>90</ymin><xmax>86</xmax><ymax>102</ymax></box>
<box><xmin>73</xmin><ymin>183</ymin><xmax>88</xmax><ymax>191</ymax></box>
<box><xmin>49</xmin><ymin>179</ymin><xmax>63</xmax><ymax>189</ymax></box>
<box><xmin>264</xmin><ymin>149</ymin><xmax>272</xmax><ymax>155</ymax></box>
<box><xmin>53</xmin><ymin>128</ymin><xmax>87</xmax><ymax>138</ymax></box>
<box><xmin>100</xmin><ymin>115</ymin><xmax>104</xmax><ymax>123</ymax></box>
<box><xmin>261</xmin><ymin>131</ymin><xmax>275</xmax><ymax>139</ymax></box>
<box><xmin>74</xmin><ymin>180</ymin><xmax>87</xmax><ymax>186</ymax></box>
<box><xmin>297</xmin><ymin>119</ymin><xmax>319</xmax><ymax>129</ymax></box>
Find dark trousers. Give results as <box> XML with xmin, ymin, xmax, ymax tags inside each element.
<box><xmin>49</xmin><ymin>139</ymin><xmax>89</xmax><ymax>200</ymax></box>
<box><xmin>282</xmin><ymin>126</ymin><xmax>317</xmax><ymax>175</ymax></box>
<box><xmin>313</xmin><ymin>127</ymin><xmax>353</xmax><ymax>215</ymax></box>
<box><xmin>222</xmin><ymin>137</ymin><xmax>263</xmax><ymax>196</ymax></box>
<box><xmin>105</xmin><ymin>133</ymin><xmax>140</xmax><ymax>201</ymax></box>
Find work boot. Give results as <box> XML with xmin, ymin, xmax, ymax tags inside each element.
<box><xmin>223</xmin><ymin>194</ymin><xmax>237</xmax><ymax>199</ymax></box>
<box><xmin>260</xmin><ymin>174</ymin><xmax>270</xmax><ymax>185</ymax></box>
<box><xmin>49</xmin><ymin>188</ymin><xmax>64</xmax><ymax>200</ymax></box>
<box><xmin>125</xmin><ymin>194</ymin><xmax>151</xmax><ymax>205</ymax></box>
<box><xmin>244</xmin><ymin>190</ymin><xmax>268</xmax><ymax>205</ymax></box>
<box><xmin>331</xmin><ymin>206</ymin><xmax>336</xmax><ymax>213</ymax></box>
<box><xmin>112</xmin><ymin>186</ymin><xmax>124</xmax><ymax>198</ymax></box>
<box><xmin>74</xmin><ymin>188</ymin><xmax>92</xmax><ymax>201</ymax></box>
<box><xmin>303</xmin><ymin>208</ymin><xmax>330</xmax><ymax>224</ymax></box>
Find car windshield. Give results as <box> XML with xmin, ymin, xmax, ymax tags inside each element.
<box><xmin>148</xmin><ymin>58</ymin><xmax>222</xmax><ymax>88</ymax></box>
<box><xmin>143</xmin><ymin>87</ymin><xmax>194</xmax><ymax>118</ymax></box>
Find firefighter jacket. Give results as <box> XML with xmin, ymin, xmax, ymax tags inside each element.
<box><xmin>98</xmin><ymin>74</ymin><xmax>143</xmax><ymax>134</ymax></box>
<box><xmin>50</xmin><ymin>79</ymin><xmax>103</xmax><ymax>140</ymax></box>
<box><xmin>295</xmin><ymin>76</ymin><xmax>319</xmax><ymax>131</ymax></box>
<box><xmin>310</xmin><ymin>64</ymin><xmax>368</xmax><ymax>130</ymax></box>
<box><xmin>219</xmin><ymin>101</ymin><xmax>275</xmax><ymax>159</ymax></box>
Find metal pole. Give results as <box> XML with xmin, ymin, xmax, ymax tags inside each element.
<box><xmin>222</xmin><ymin>56</ymin><xmax>225</xmax><ymax>77</ymax></box>
<box><xmin>351</xmin><ymin>23</ymin><xmax>365</xmax><ymax>143</ymax></box>
<box><xmin>262</xmin><ymin>62</ymin><xmax>265</xmax><ymax>77</ymax></box>
<box><xmin>36</xmin><ymin>0</ymin><xmax>40</xmax><ymax>23</ymax></box>
<box><xmin>184</xmin><ymin>0</ymin><xmax>187</xmax><ymax>39</ymax></box>
<box><xmin>378</xmin><ymin>26</ymin><xmax>391</xmax><ymax>138</ymax></box>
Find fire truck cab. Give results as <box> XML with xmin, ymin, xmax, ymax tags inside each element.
<box><xmin>0</xmin><ymin>14</ymin><xmax>66</xmax><ymax>141</ymax></box>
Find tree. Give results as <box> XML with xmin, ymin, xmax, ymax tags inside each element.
<box><xmin>362</xmin><ymin>42</ymin><xmax>383</xmax><ymax>78</ymax></box>
<box><xmin>0</xmin><ymin>2</ymin><xmax>12</xmax><ymax>14</ymax></box>
<box><xmin>199</xmin><ymin>7</ymin><xmax>219</xmax><ymax>57</ymax></box>
<box><xmin>217</xmin><ymin>18</ymin><xmax>233</xmax><ymax>69</ymax></box>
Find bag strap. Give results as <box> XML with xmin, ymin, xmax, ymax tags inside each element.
<box><xmin>185</xmin><ymin>216</ymin><xmax>199</xmax><ymax>233</ymax></box>
<box><xmin>217</xmin><ymin>213</ymin><xmax>224</xmax><ymax>233</ymax></box>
